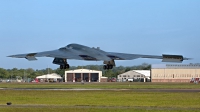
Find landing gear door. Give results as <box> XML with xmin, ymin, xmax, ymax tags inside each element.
<box><xmin>52</xmin><ymin>58</ymin><xmax>67</xmax><ymax>65</ymax></box>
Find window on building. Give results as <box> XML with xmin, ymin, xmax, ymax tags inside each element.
<box><xmin>123</xmin><ymin>75</ymin><xmax>126</xmax><ymax>77</ymax></box>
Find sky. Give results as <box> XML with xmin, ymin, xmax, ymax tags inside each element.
<box><xmin>0</xmin><ymin>0</ymin><xmax>200</xmax><ymax>69</ymax></box>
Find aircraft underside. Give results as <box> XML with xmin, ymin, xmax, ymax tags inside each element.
<box><xmin>52</xmin><ymin>58</ymin><xmax>115</xmax><ymax>70</ymax></box>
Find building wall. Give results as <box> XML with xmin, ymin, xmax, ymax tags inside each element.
<box><xmin>65</xmin><ymin>69</ymin><xmax>103</xmax><ymax>82</ymax></box>
<box><xmin>117</xmin><ymin>71</ymin><xmax>146</xmax><ymax>82</ymax></box>
<box><xmin>151</xmin><ymin>68</ymin><xmax>200</xmax><ymax>82</ymax></box>
<box><xmin>100</xmin><ymin>78</ymin><xmax>108</xmax><ymax>82</ymax></box>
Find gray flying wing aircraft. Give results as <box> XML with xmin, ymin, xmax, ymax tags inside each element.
<box><xmin>8</xmin><ymin>43</ymin><xmax>190</xmax><ymax>70</ymax></box>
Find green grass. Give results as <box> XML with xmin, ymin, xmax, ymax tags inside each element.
<box><xmin>0</xmin><ymin>82</ymin><xmax>200</xmax><ymax>111</ymax></box>
<box><xmin>0</xmin><ymin>90</ymin><xmax>200</xmax><ymax>112</ymax></box>
<box><xmin>0</xmin><ymin>82</ymin><xmax>200</xmax><ymax>89</ymax></box>
<box><xmin>1</xmin><ymin>90</ymin><xmax>199</xmax><ymax>107</ymax></box>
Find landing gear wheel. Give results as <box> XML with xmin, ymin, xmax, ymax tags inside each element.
<box><xmin>103</xmin><ymin>65</ymin><xmax>108</xmax><ymax>70</ymax></box>
<box><xmin>60</xmin><ymin>64</ymin><xmax>70</xmax><ymax>69</ymax></box>
<box><xmin>103</xmin><ymin>65</ymin><xmax>113</xmax><ymax>70</ymax></box>
<box><xmin>108</xmin><ymin>65</ymin><xmax>113</xmax><ymax>69</ymax></box>
<box><xmin>66</xmin><ymin>64</ymin><xmax>70</xmax><ymax>69</ymax></box>
<box><xmin>64</xmin><ymin>65</ymin><xmax>67</xmax><ymax>69</ymax></box>
<box><xmin>60</xmin><ymin>65</ymin><xmax>64</xmax><ymax>69</ymax></box>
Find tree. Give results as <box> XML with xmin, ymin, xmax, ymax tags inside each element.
<box><xmin>125</xmin><ymin>67</ymin><xmax>131</xmax><ymax>72</ymax></box>
<box><xmin>55</xmin><ymin>68</ymin><xmax>65</xmax><ymax>77</ymax></box>
<box><xmin>0</xmin><ymin>63</ymin><xmax>152</xmax><ymax>79</ymax></box>
<box><xmin>0</xmin><ymin>68</ymin><xmax>9</xmax><ymax>78</ymax></box>
<box><xmin>88</xmin><ymin>65</ymin><xmax>99</xmax><ymax>70</ymax></box>
<box><xmin>104</xmin><ymin>69</ymin><xmax>114</xmax><ymax>78</ymax></box>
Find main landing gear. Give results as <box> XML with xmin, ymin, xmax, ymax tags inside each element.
<box><xmin>103</xmin><ymin>65</ymin><xmax>113</xmax><ymax>70</ymax></box>
<box><xmin>103</xmin><ymin>59</ymin><xmax>115</xmax><ymax>70</ymax></box>
<box><xmin>60</xmin><ymin>64</ymin><xmax>70</xmax><ymax>69</ymax></box>
<box><xmin>53</xmin><ymin>58</ymin><xmax>70</xmax><ymax>70</ymax></box>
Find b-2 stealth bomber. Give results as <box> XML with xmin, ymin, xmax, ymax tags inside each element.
<box><xmin>8</xmin><ymin>43</ymin><xmax>190</xmax><ymax>70</ymax></box>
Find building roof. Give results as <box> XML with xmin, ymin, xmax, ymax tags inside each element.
<box><xmin>36</xmin><ymin>73</ymin><xmax>62</xmax><ymax>79</ymax></box>
<box><xmin>133</xmin><ymin>70</ymin><xmax>150</xmax><ymax>77</ymax></box>
<box><xmin>118</xmin><ymin>70</ymin><xmax>150</xmax><ymax>77</ymax></box>
<box><xmin>66</xmin><ymin>69</ymin><xmax>101</xmax><ymax>72</ymax></box>
<box><xmin>152</xmin><ymin>64</ymin><xmax>200</xmax><ymax>69</ymax></box>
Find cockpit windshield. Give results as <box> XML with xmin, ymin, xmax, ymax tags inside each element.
<box><xmin>67</xmin><ymin>44</ymin><xmax>87</xmax><ymax>50</ymax></box>
<box><xmin>66</xmin><ymin>44</ymin><xmax>73</xmax><ymax>49</ymax></box>
<box><xmin>60</xmin><ymin>44</ymin><xmax>89</xmax><ymax>50</ymax></box>
<box><xmin>59</xmin><ymin>44</ymin><xmax>74</xmax><ymax>50</ymax></box>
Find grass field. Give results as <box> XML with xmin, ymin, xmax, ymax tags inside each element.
<box><xmin>0</xmin><ymin>82</ymin><xmax>200</xmax><ymax>89</ymax></box>
<box><xmin>0</xmin><ymin>82</ymin><xmax>200</xmax><ymax>112</ymax></box>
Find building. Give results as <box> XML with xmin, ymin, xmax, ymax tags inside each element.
<box><xmin>65</xmin><ymin>69</ymin><xmax>105</xmax><ymax>82</ymax></box>
<box><xmin>117</xmin><ymin>70</ymin><xmax>150</xmax><ymax>82</ymax></box>
<box><xmin>36</xmin><ymin>73</ymin><xmax>62</xmax><ymax>82</ymax></box>
<box><xmin>151</xmin><ymin>64</ymin><xmax>200</xmax><ymax>82</ymax></box>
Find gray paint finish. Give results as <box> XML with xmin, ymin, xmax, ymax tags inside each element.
<box><xmin>8</xmin><ymin>43</ymin><xmax>190</xmax><ymax>66</ymax></box>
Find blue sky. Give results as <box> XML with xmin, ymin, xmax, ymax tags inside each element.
<box><xmin>0</xmin><ymin>0</ymin><xmax>200</xmax><ymax>69</ymax></box>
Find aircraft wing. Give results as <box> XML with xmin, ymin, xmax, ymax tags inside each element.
<box><xmin>7</xmin><ymin>50</ymin><xmax>83</xmax><ymax>61</ymax></box>
<box><xmin>107</xmin><ymin>52</ymin><xmax>190</xmax><ymax>63</ymax></box>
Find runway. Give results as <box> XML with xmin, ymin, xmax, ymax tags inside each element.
<box><xmin>1</xmin><ymin>88</ymin><xmax>200</xmax><ymax>92</ymax></box>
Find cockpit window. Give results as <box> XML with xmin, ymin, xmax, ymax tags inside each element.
<box><xmin>66</xmin><ymin>45</ymin><xmax>73</xmax><ymax>49</ymax></box>
<box><xmin>59</xmin><ymin>47</ymin><xmax>66</xmax><ymax>50</ymax></box>
<box><xmin>65</xmin><ymin>44</ymin><xmax>86</xmax><ymax>50</ymax></box>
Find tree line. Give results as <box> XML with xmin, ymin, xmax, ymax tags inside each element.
<box><xmin>0</xmin><ymin>63</ymin><xmax>151</xmax><ymax>80</ymax></box>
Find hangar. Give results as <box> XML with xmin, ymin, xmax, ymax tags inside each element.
<box><xmin>117</xmin><ymin>70</ymin><xmax>150</xmax><ymax>82</ymax></box>
<box><xmin>36</xmin><ymin>73</ymin><xmax>62</xmax><ymax>82</ymax></box>
<box><xmin>151</xmin><ymin>64</ymin><xmax>200</xmax><ymax>82</ymax></box>
<box><xmin>65</xmin><ymin>69</ymin><xmax>105</xmax><ymax>82</ymax></box>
